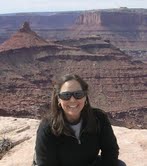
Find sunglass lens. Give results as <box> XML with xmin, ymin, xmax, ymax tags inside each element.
<box><xmin>74</xmin><ymin>91</ymin><xmax>85</xmax><ymax>99</ymax></box>
<box><xmin>59</xmin><ymin>92</ymin><xmax>71</xmax><ymax>100</ymax></box>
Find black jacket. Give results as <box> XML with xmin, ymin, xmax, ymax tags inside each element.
<box><xmin>35</xmin><ymin>108</ymin><xmax>119</xmax><ymax>166</ymax></box>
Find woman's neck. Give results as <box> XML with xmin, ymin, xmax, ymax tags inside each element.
<box><xmin>65</xmin><ymin>115</ymin><xmax>81</xmax><ymax>125</ymax></box>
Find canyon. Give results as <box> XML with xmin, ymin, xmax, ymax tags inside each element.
<box><xmin>0</xmin><ymin>9</ymin><xmax>147</xmax><ymax>165</ymax></box>
<box><xmin>0</xmin><ymin>22</ymin><xmax>146</xmax><ymax>129</ymax></box>
<box><xmin>0</xmin><ymin>8</ymin><xmax>147</xmax><ymax>62</ymax></box>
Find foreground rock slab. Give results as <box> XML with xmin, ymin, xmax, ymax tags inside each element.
<box><xmin>0</xmin><ymin>117</ymin><xmax>147</xmax><ymax>166</ymax></box>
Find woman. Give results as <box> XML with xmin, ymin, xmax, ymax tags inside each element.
<box><xmin>34</xmin><ymin>74</ymin><xmax>125</xmax><ymax>166</ymax></box>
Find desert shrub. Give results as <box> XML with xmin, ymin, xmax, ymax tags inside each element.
<box><xmin>0</xmin><ymin>137</ymin><xmax>13</xmax><ymax>159</ymax></box>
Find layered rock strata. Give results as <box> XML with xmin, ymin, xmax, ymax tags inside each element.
<box><xmin>0</xmin><ymin>23</ymin><xmax>147</xmax><ymax>129</ymax></box>
<box><xmin>0</xmin><ymin>9</ymin><xmax>146</xmax><ymax>62</ymax></box>
<box><xmin>72</xmin><ymin>9</ymin><xmax>147</xmax><ymax>62</ymax></box>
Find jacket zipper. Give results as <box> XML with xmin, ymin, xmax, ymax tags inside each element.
<box><xmin>64</xmin><ymin>125</ymin><xmax>85</xmax><ymax>144</ymax></box>
<box><xmin>69</xmin><ymin>135</ymin><xmax>81</xmax><ymax>144</ymax></box>
<box><xmin>71</xmin><ymin>128</ymin><xmax>85</xmax><ymax>144</ymax></box>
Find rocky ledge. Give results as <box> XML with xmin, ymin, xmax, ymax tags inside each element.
<box><xmin>0</xmin><ymin>116</ymin><xmax>146</xmax><ymax>166</ymax></box>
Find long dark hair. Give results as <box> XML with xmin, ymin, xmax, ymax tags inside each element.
<box><xmin>47</xmin><ymin>74</ymin><xmax>96</xmax><ymax>136</ymax></box>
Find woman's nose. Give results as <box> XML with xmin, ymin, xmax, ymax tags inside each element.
<box><xmin>69</xmin><ymin>96</ymin><xmax>76</xmax><ymax>101</ymax></box>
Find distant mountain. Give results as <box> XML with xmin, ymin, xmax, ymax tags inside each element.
<box><xmin>0</xmin><ymin>8</ymin><xmax>146</xmax><ymax>62</ymax></box>
<box><xmin>72</xmin><ymin>9</ymin><xmax>147</xmax><ymax>63</ymax></box>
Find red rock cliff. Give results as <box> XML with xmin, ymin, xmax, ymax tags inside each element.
<box><xmin>72</xmin><ymin>10</ymin><xmax>147</xmax><ymax>62</ymax></box>
<box><xmin>75</xmin><ymin>10</ymin><xmax>147</xmax><ymax>27</ymax></box>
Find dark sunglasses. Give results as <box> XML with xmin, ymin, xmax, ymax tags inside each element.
<box><xmin>58</xmin><ymin>90</ymin><xmax>86</xmax><ymax>100</ymax></box>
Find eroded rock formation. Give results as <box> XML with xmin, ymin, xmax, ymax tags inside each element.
<box><xmin>0</xmin><ymin>9</ymin><xmax>146</xmax><ymax>62</ymax></box>
<box><xmin>0</xmin><ymin>21</ymin><xmax>50</xmax><ymax>52</ymax></box>
<box><xmin>0</xmin><ymin>23</ymin><xmax>147</xmax><ymax>129</ymax></box>
<box><xmin>72</xmin><ymin>9</ymin><xmax>147</xmax><ymax>62</ymax></box>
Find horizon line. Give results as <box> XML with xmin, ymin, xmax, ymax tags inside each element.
<box><xmin>0</xmin><ymin>7</ymin><xmax>146</xmax><ymax>15</ymax></box>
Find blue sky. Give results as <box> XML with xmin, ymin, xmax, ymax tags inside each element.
<box><xmin>0</xmin><ymin>0</ymin><xmax>146</xmax><ymax>14</ymax></box>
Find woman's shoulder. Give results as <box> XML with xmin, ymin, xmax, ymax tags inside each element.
<box><xmin>92</xmin><ymin>107</ymin><xmax>107</xmax><ymax>117</ymax></box>
<box><xmin>37</xmin><ymin>118</ymin><xmax>52</xmax><ymax>134</ymax></box>
<box><xmin>91</xmin><ymin>107</ymin><xmax>110</xmax><ymax>123</ymax></box>
<box><xmin>92</xmin><ymin>107</ymin><xmax>113</xmax><ymax>127</ymax></box>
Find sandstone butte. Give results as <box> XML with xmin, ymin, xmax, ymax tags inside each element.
<box><xmin>0</xmin><ymin>116</ymin><xmax>147</xmax><ymax>166</ymax></box>
<box><xmin>0</xmin><ymin>22</ymin><xmax>52</xmax><ymax>52</ymax></box>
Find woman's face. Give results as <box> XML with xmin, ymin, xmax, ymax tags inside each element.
<box><xmin>58</xmin><ymin>80</ymin><xmax>86</xmax><ymax>122</ymax></box>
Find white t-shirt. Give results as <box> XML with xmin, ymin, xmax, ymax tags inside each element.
<box><xmin>70</xmin><ymin>119</ymin><xmax>82</xmax><ymax>140</ymax></box>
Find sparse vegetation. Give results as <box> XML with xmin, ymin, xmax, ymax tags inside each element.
<box><xmin>0</xmin><ymin>137</ymin><xmax>13</xmax><ymax>159</ymax></box>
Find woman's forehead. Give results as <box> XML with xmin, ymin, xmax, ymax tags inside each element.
<box><xmin>60</xmin><ymin>80</ymin><xmax>82</xmax><ymax>92</ymax></box>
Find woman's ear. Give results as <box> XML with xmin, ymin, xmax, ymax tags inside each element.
<box><xmin>58</xmin><ymin>102</ymin><xmax>61</xmax><ymax>107</ymax></box>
